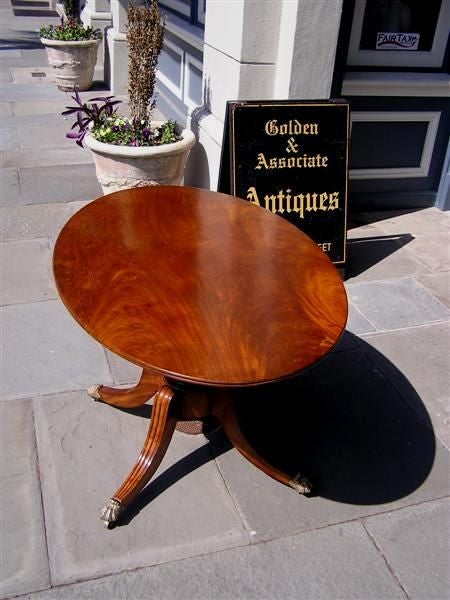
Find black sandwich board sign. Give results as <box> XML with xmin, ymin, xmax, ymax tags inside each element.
<box><xmin>218</xmin><ymin>100</ymin><xmax>350</xmax><ymax>265</ymax></box>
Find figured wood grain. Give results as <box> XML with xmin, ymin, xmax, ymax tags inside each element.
<box><xmin>92</xmin><ymin>370</ymin><xmax>163</xmax><ymax>408</ymax></box>
<box><xmin>53</xmin><ymin>186</ymin><xmax>348</xmax><ymax>387</ymax></box>
<box><xmin>112</xmin><ymin>384</ymin><xmax>177</xmax><ymax>507</ymax></box>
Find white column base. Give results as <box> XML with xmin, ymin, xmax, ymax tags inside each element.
<box><xmin>106</xmin><ymin>28</ymin><xmax>128</xmax><ymax>94</ymax></box>
<box><xmin>81</xmin><ymin>5</ymin><xmax>112</xmax><ymax>83</ymax></box>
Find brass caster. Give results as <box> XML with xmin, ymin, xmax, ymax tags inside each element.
<box><xmin>289</xmin><ymin>472</ymin><xmax>312</xmax><ymax>495</ymax></box>
<box><xmin>100</xmin><ymin>498</ymin><xmax>122</xmax><ymax>527</ymax></box>
<box><xmin>87</xmin><ymin>384</ymin><xmax>103</xmax><ymax>401</ymax></box>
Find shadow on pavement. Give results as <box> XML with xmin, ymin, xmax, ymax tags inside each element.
<box><xmin>226</xmin><ymin>334</ymin><xmax>436</xmax><ymax>506</ymax></box>
<box><xmin>347</xmin><ymin>208</ymin><xmax>425</xmax><ymax>229</ymax></box>
<box><xmin>345</xmin><ymin>233</ymin><xmax>414</xmax><ymax>280</ymax></box>
<box><xmin>117</xmin><ymin>425</ymin><xmax>216</xmax><ymax>527</ymax></box>
<box><xmin>115</xmin><ymin>332</ymin><xmax>435</xmax><ymax>525</ymax></box>
<box><xmin>1</xmin><ymin>32</ymin><xmax>43</xmax><ymax>50</ymax></box>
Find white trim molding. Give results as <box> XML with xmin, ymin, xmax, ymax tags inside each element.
<box><xmin>436</xmin><ymin>140</ymin><xmax>450</xmax><ymax>210</ymax></box>
<box><xmin>164</xmin><ymin>11</ymin><xmax>204</xmax><ymax>51</ymax></box>
<box><xmin>349</xmin><ymin>111</ymin><xmax>441</xmax><ymax>180</ymax></box>
<box><xmin>157</xmin><ymin>38</ymin><xmax>184</xmax><ymax>98</ymax></box>
<box><xmin>160</xmin><ymin>0</ymin><xmax>190</xmax><ymax>19</ymax></box>
<box><xmin>184</xmin><ymin>54</ymin><xmax>203</xmax><ymax>109</ymax></box>
<box><xmin>157</xmin><ymin>37</ymin><xmax>204</xmax><ymax>111</ymax></box>
<box><xmin>342</xmin><ymin>72</ymin><xmax>450</xmax><ymax>97</ymax></box>
<box><xmin>197</xmin><ymin>0</ymin><xmax>206</xmax><ymax>25</ymax></box>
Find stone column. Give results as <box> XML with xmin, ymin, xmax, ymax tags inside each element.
<box><xmin>190</xmin><ymin>0</ymin><xmax>282</xmax><ymax>189</ymax></box>
<box><xmin>188</xmin><ymin>0</ymin><xmax>343</xmax><ymax>190</ymax></box>
<box><xmin>106</xmin><ymin>0</ymin><xmax>146</xmax><ymax>94</ymax></box>
<box><xmin>105</xmin><ymin>0</ymin><xmax>128</xmax><ymax>93</ymax></box>
<box><xmin>81</xmin><ymin>0</ymin><xmax>112</xmax><ymax>82</ymax></box>
<box><xmin>276</xmin><ymin>0</ymin><xmax>343</xmax><ymax>99</ymax></box>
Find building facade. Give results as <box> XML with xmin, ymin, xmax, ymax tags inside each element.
<box><xmin>82</xmin><ymin>0</ymin><xmax>450</xmax><ymax>210</ymax></box>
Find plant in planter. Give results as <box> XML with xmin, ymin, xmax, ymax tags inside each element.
<box><xmin>39</xmin><ymin>11</ymin><xmax>102</xmax><ymax>92</ymax></box>
<box><xmin>62</xmin><ymin>0</ymin><xmax>79</xmax><ymax>20</ymax></box>
<box><xmin>62</xmin><ymin>0</ymin><xmax>195</xmax><ymax>193</ymax></box>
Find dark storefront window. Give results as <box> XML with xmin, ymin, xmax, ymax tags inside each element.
<box><xmin>159</xmin><ymin>0</ymin><xmax>205</xmax><ymax>27</ymax></box>
<box><xmin>346</xmin><ymin>0</ymin><xmax>449</xmax><ymax>69</ymax></box>
<box><xmin>359</xmin><ymin>0</ymin><xmax>442</xmax><ymax>52</ymax></box>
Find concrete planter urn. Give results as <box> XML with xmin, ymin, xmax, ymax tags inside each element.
<box><xmin>84</xmin><ymin>125</ymin><xmax>196</xmax><ymax>194</ymax></box>
<box><xmin>40</xmin><ymin>38</ymin><xmax>101</xmax><ymax>91</ymax></box>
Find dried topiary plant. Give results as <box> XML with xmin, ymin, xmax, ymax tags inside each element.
<box><xmin>127</xmin><ymin>0</ymin><xmax>165</xmax><ymax>124</ymax></box>
<box><xmin>63</xmin><ymin>0</ymin><xmax>80</xmax><ymax>21</ymax></box>
<box><xmin>63</xmin><ymin>0</ymin><xmax>182</xmax><ymax>148</ymax></box>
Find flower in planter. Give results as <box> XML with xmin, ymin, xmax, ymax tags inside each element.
<box><xmin>61</xmin><ymin>0</ymin><xmax>195</xmax><ymax>193</ymax></box>
<box><xmin>39</xmin><ymin>18</ymin><xmax>102</xmax><ymax>41</ymax></box>
<box><xmin>62</xmin><ymin>89</ymin><xmax>122</xmax><ymax>146</ymax></box>
<box><xmin>63</xmin><ymin>0</ymin><xmax>182</xmax><ymax>149</ymax></box>
<box><xmin>39</xmin><ymin>0</ymin><xmax>101</xmax><ymax>41</ymax></box>
<box><xmin>62</xmin><ymin>89</ymin><xmax>181</xmax><ymax>148</ymax></box>
<box><xmin>39</xmin><ymin>1</ymin><xmax>103</xmax><ymax>92</ymax></box>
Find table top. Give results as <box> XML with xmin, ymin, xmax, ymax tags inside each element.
<box><xmin>53</xmin><ymin>186</ymin><xmax>348</xmax><ymax>387</ymax></box>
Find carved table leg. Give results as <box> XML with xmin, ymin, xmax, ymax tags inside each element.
<box><xmin>213</xmin><ymin>392</ymin><xmax>312</xmax><ymax>495</ymax></box>
<box><xmin>100</xmin><ymin>384</ymin><xmax>178</xmax><ymax>527</ymax></box>
<box><xmin>87</xmin><ymin>370</ymin><xmax>163</xmax><ymax>408</ymax></box>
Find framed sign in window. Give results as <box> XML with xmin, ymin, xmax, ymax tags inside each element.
<box><xmin>347</xmin><ymin>0</ymin><xmax>450</xmax><ymax>68</ymax></box>
<box><xmin>218</xmin><ymin>100</ymin><xmax>350</xmax><ymax>265</ymax></box>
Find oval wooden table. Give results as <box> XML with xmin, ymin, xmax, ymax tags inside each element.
<box><xmin>53</xmin><ymin>185</ymin><xmax>348</xmax><ymax>527</ymax></box>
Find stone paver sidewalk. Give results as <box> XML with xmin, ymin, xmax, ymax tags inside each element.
<box><xmin>1</xmin><ymin>1</ymin><xmax>450</xmax><ymax>598</ymax></box>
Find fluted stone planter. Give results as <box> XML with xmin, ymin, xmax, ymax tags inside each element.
<box><xmin>41</xmin><ymin>38</ymin><xmax>101</xmax><ymax>91</ymax></box>
<box><xmin>84</xmin><ymin>125</ymin><xmax>196</xmax><ymax>194</ymax></box>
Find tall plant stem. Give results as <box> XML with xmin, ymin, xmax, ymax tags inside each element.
<box><xmin>127</xmin><ymin>0</ymin><xmax>165</xmax><ymax>124</ymax></box>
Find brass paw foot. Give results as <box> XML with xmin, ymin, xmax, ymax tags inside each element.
<box><xmin>87</xmin><ymin>384</ymin><xmax>103</xmax><ymax>401</ymax></box>
<box><xmin>289</xmin><ymin>472</ymin><xmax>312</xmax><ymax>495</ymax></box>
<box><xmin>100</xmin><ymin>498</ymin><xmax>123</xmax><ymax>528</ymax></box>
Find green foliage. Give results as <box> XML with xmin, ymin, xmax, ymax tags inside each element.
<box><xmin>63</xmin><ymin>88</ymin><xmax>182</xmax><ymax>148</ymax></box>
<box><xmin>159</xmin><ymin>120</ymin><xmax>180</xmax><ymax>144</ymax></box>
<box><xmin>90</xmin><ymin>116</ymin><xmax>181</xmax><ymax>147</ymax></box>
<box><xmin>62</xmin><ymin>89</ymin><xmax>122</xmax><ymax>147</ymax></box>
<box><xmin>39</xmin><ymin>19</ymin><xmax>101</xmax><ymax>41</ymax></box>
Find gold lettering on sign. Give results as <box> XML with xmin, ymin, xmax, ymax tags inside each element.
<box><xmin>286</xmin><ymin>137</ymin><xmax>299</xmax><ymax>154</ymax></box>
<box><xmin>255</xmin><ymin>152</ymin><xmax>328</xmax><ymax>170</ymax></box>
<box><xmin>247</xmin><ymin>186</ymin><xmax>262</xmax><ymax>208</ymax></box>
<box><xmin>265</xmin><ymin>120</ymin><xmax>319</xmax><ymax>136</ymax></box>
<box><xmin>329</xmin><ymin>191</ymin><xmax>339</xmax><ymax>209</ymax></box>
<box><xmin>247</xmin><ymin>187</ymin><xmax>340</xmax><ymax>220</ymax></box>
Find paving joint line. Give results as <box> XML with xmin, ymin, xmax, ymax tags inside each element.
<box><xmin>209</xmin><ymin>444</ymin><xmax>253</xmax><ymax>544</ymax></box>
<box><xmin>347</xmin><ymin>300</ymin><xmax>379</xmax><ymax>333</ymax></box>
<box><xmin>239</xmin><ymin>494</ymin><xmax>450</xmax><ymax>549</ymax></box>
<box><xmin>30</xmin><ymin>398</ymin><xmax>52</xmax><ymax>592</ymax></box>
<box><xmin>361</xmin><ymin>520</ymin><xmax>411</xmax><ymax>599</ymax></box>
<box><xmin>355</xmin><ymin>335</ymin><xmax>449</xmax><ymax>450</ymax></box>
<box><xmin>357</xmin><ymin>316</ymin><xmax>450</xmax><ymax>338</ymax></box>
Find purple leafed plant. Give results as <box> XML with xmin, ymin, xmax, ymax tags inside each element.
<box><xmin>62</xmin><ymin>88</ymin><xmax>122</xmax><ymax>147</ymax></box>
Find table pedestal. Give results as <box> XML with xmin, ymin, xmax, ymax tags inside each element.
<box><xmin>88</xmin><ymin>369</ymin><xmax>313</xmax><ymax>528</ymax></box>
